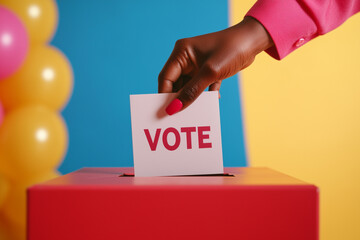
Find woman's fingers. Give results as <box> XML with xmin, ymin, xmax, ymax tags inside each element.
<box><xmin>209</xmin><ymin>80</ymin><xmax>222</xmax><ymax>91</ymax></box>
<box><xmin>165</xmin><ymin>62</ymin><xmax>219</xmax><ymax>115</ymax></box>
<box><xmin>158</xmin><ymin>58</ymin><xmax>182</xmax><ymax>93</ymax></box>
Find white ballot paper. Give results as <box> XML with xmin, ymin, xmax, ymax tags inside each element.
<box><xmin>130</xmin><ymin>91</ymin><xmax>224</xmax><ymax>177</ymax></box>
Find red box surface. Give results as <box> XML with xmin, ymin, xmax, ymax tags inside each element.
<box><xmin>28</xmin><ymin>167</ymin><xmax>318</xmax><ymax>240</ymax></box>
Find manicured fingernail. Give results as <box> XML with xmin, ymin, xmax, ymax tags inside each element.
<box><xmin>165</xmin><ymin>98</ymin><xmax>183</xmax><ymax>115</ymax></box>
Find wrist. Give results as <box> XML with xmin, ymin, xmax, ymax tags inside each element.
<box><xmin>237</xmin><ymin>16</ymin><xmax>274</xmax><ymax>55</ymax></box>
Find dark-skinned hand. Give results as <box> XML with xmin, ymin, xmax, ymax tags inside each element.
<box><xmin>158</xmin><ymin>17</ymin><xmax>274</xmax><ymax>115</ymax></box>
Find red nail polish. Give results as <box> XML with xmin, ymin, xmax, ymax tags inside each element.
<box><xmin>165</xmin><ymin>99</ymin><xmax>183</xmax><ymax>115</ymax></box>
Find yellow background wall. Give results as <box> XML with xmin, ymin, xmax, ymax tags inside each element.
<box><xmin>230</xmin><ymin>1</ymin><xmax>360</xmax><ymax>239</ymax></box>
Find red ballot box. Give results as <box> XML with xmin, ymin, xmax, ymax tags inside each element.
<box><xmin>28</xmin><ymin>167</ymin><xmax>318</xmax><ymax>240</ymax></box>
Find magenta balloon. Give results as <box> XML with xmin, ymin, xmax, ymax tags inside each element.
<box><xmin>0</xmin><ymin>6</ymin><xmax>29</xmax><ymax>80</ymax></box>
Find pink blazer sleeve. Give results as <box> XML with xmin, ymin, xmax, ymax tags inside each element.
<box><xmin>246</xmin><ymin>0</ymin><xmax>360</xmax><ymax>60</ymax></box>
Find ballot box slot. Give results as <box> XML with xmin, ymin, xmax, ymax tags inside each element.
<box><xmin>118</xmin><ymin>173</ymin><xmax>234</xmax><ymax>177</ymax></box>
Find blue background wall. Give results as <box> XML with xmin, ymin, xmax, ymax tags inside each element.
<box><xmin>52</xmin><ymin>0</ymin><xmax>247</xmax><ymax>174</ymax></box>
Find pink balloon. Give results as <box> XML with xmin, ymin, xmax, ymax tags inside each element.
<box><xmin>0</xmin><ymin>6</ymin><xmax>29</xmax><ymax>80</ymax></box>
<box><xmin>0</xmin><ymin>101</ymin><xmax>4</xmax><ymax>126</ymax></box>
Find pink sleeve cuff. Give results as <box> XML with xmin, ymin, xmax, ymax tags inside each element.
<box><xmin>246</xmin><ymin>0</ymin><xmax>318</xmax><ymax>60</ymax></box>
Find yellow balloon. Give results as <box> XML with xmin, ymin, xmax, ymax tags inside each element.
<box><xmin>0</xmin><ymin>214</ymin><xmax>12</xmax><ymax>240</ymax></box>
<box><xmin>0</xmin><ymin>45</ymin><xmax>73</xmax><ymax>111</ymax></box>
<box><xmin>2</xmin><ymin>183</ymin><xmax>26</xmax><ymax>228</ymax></box>
<box><xmin>0</xmin><ymin>106</ymin><xmax>67</xmax><ymax>180</ymax></box>
<box><xmin>0</xmin><ymin>175</ymin><xmax>9</xmax><ymax>208</ymax></box>
<box><xmin>8</xmin><ymin>224</ymin><xmax>26</xmax><ymax>240</ymax></box>
<box><xmin>25</xmin><ymin>170</ymin><xmax>61</xmax><ymax>184</ymax></box>
<box><xmin>0</xmin><ymin>0</ymin><xmax>58</xmax><ymax>44</ymax></box>
<box><xmin>2</xmin><ymin>170</ymin><xmax>60</xmax><ymax>228</ymax></box>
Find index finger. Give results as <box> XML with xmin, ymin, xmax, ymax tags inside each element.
<box><xmin>158</xmin><ymin>57</ymin><xmax>182</xmax><ymax>93</ymax></box>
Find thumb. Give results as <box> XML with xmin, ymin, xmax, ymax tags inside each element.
<box><xmin>165</xmin><ymin>63</ymin><xmax>217</xmax><ymax>115</ymax></box>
